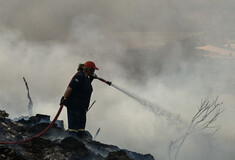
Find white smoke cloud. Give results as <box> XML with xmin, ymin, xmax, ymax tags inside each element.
<box><xmin>0</xmin><ymin>0</ymin><xmax>235</xmax><ymax>159</ymax></box>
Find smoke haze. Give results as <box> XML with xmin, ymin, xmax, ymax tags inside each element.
<box><xmin>0</xmin><ymin>0</ymin><xmax>235</xmax><ymax>159</ymax></box>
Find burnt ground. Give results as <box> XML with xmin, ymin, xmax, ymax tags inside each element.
<box><xmin>0</xmin><ymin>110</ymin><xmax>155</xmax><ymax>160</ymax></box>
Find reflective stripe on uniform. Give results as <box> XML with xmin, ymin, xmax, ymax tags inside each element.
<box><xmin>67</xmin><ymin>128</ymin><xmax>85</xmax><ymax>132</ymax></box>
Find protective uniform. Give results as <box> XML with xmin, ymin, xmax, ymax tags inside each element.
<box><xmin>65</xmin><ymin>71</ymin><xmax>93</xmax><ymax>132</ymax></box>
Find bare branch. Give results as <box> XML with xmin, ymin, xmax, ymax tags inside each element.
<box><xmin>168</xmin><ymin>97</ymin><xmax>224</xmax><ymax>160</ymax></box>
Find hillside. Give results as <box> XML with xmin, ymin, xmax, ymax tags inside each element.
<box><xmin>0</xmin><ymin>110</ymin><xmax>154</xmax><ymax>160</ymax></box>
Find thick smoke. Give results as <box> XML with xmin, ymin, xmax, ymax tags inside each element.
<box><xmin>0</xmin><ymin>0</ymin><xmax>235</xmax><ymax>159</ymax></box>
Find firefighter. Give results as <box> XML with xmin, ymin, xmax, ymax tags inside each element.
<box><xmin>60</xmin><ymin>61</ymin><xmax>98</xmax><ymax>137</ymax></box>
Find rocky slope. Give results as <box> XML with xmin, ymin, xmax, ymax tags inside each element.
<box><xmin>0</xmin><ymin>110</ymin><xmax>154</xmax><ymax>160</ymax></box>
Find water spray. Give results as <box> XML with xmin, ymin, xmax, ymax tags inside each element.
<box><xmin>97</xmin><ymin>77</ymin><xmax>182</xmax><ymax>123</ymax></box>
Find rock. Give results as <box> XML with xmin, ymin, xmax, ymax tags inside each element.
<box><xmin>124</xmin><ymin>149</ymin><xmax>155</xmax><ymax>160</ymax></box>
<box><xmin>0</xmin><ymin>146</ymin><xmax>25</xmax><ymax>160</ymax></box>
<box><xmin>17</xmin><ymin>114</ymin><xmax>50</xmax><ymax>127</ymax></box>
<box><xmin>44</xmin><ymin>145</ymin><xmax>67</xmax><ymax>160</ymax></box>
<box><xmin>84</xmin><ymin>140</ymin><xmax>119</xmax><ymax>157</ymax></box>
<box><xmin>0</xmin><ymin>110</ymin><xmax>9</xmax><ymax>121</ymax></box>
<box><xmin>61</xmin><ymin>136</ymin><xmax>87</xmax><ymax>151</ymax></box>
<box><xmin>1</xmin><ymin>154</ymin><xmax>6</xmax><ymax>159</ymax></box>
<box><xmin>0</xmin><ymin>115</ymin><xmax>4</xmax><ymax>121</ymax></box>
<box><xmin>0</xmin><ymin>110</ymin><xmax>9</xmax><ymax>117</ymax></box>
<box><xmin>105</xmin><ymin>150</ymin><xmax>133</xmax><ymax>160</ymax></box>
<box><xmin>55</xmin><ymin>120</ymin><xmax>64</xmax><ymax>129</ymax></box>
<box><xmin>0</xmin><ymin>111</ymin><xmax>155</xmax><ymax>160</ymax></box>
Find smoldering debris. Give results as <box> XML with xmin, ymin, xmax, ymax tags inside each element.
<box><xmin>0</xmin><ymin>110</ymin><xmax>155</xmax><ymax>160</ymax></box>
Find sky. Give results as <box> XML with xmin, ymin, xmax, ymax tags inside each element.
<box><xmin>0</xmin><ymin>0</ymin><xmax>235</xmax><ymax>159</ymax></box>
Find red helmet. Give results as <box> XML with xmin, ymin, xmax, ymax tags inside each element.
<box><xmin>84</xmin><ymin>61</ymin><xmax>99</xmax><ymax>70</ymax></box>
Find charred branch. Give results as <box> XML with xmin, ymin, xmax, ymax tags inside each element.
<box><xmin>23</xmin><ymin>77</ymin><xmax>33</xmax><ymax>117</ymax></box>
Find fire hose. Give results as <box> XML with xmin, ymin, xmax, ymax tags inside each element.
<box><xmin>0</xmin><ymin>75</ymin><xmax>111</xmax><ymax>144</ymax></box>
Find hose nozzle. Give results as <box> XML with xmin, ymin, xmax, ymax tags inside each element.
<box><xmin>106</xmin><ymin>81</ymin><xmax>112</xmax><ymax>86</ymax></box>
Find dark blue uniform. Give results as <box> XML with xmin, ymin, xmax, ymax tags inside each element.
<box><xmin>66</xmin><ymin>71</ymin><xmax>93</xmax><ymax>131</ymax></box>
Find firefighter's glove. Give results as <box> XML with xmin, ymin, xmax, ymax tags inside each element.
<box><xmin>89</xmin><ymin>74</ymin><xmax>98</xmax><ymax>82</ymax></box>
<box><xmin>60</xmin><ymin>96</ymin><xmax>67</xmax><ymax>105</ymax></box>
<box><xmin>92</xmin><ymin>73</ymin><xmax>98</xmax><ymax>79</ymax></box>
<box><xmin>106</xmin><ymin>81</ymin><xmax>112</xmax><ymax>86</ymax></box>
